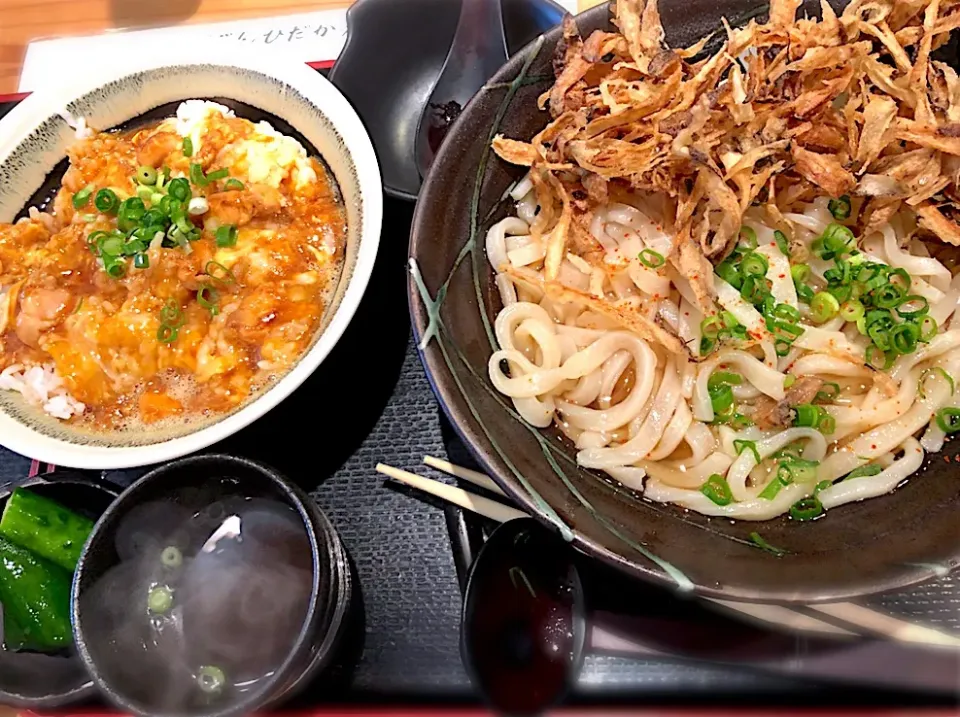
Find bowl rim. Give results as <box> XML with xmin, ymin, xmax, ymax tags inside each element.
<box><xmin>408</xmin><ymin>1</ymin><xmax>958</xmax><ymax>603</ymax></box>
<box><xmin>0</xmin><ymin>473</ymin><xmax>119</xmax><ymax>708</ymax></box>
<box><xmin>0</xmin><ymin>45</ymin><xmax>383</xmax><ymax>470</ymax></box>
<box><xmin>70</xmin><ymin>453</ymin><xmax>330</xmax><ymax>717</ymax></box>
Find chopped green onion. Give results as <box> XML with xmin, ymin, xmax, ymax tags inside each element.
<box><xmin>896</xmin><ymin>295</ymin><xmax>929</xmax><ymax>319</ymax></box>
<box><xmin>740</xmin><ymin>275</ymin><xmax>771</xmax><ymax>304</ymax></box>
<box><xmin>822</xmin><ymin>223</ymin><xmax>855</xmax><ymax>251</ymax></box>
<box><xmin>709</xmin><ymin>384</ymin><xmax>734</xmax><ymax>415</ymax></box>
<box><xmin>733</xmin><ymin>439</ymin><xmax>761</xmax><ymax>463</ymax></box>
<box><xmin>813</xmin><ymin>479</ymin><xmax>832</xmax><ymax>496</ymax></box>
<box><xmin>843</xmin><ymin>464</ymin><xmax>882</xmax><ymax>481</ymax></box>
<box><xmin>157</xmin><ymin>324</ymin><xmax>179</xmax><ymax>343</ymax></box>
<box><xmin>919</xmin><ymin>367</ymin><xmax>955</xmax><ymax>400</ymax></box>
<box><xmin>773</xmin><ymin>303</ymin><xmax>801</xmax><ymax>322</ymax></box>
<box><xmin>872</xmin><ymin>284</ymin><xmax>904</xmax><ymax>309</ymax></box>
<box><xmin>701</xmin><ymin>316</ymin><xmax>722</xmax><ymax>339</ymax></box>
<box><xmin>716</xmin><ymin>260</ymin><xmax>741</xmax><ymax>289</ymax></box>
<box><xmin>137</xmin><ymin>165</ymin><xmax>158</xmax><ymax>185</ymax></box>
<box><xmin>182</xmin><ymin>137</ymin><xmax>194</xmax><ymax>157</ymax></box>
<box><xmin>784</xmin><ymin>375</ymin><xmax>796</xmax><ymax>388</ymax></box>
<box><xmin>935</xmin><ymin>407</ymin><xmax>960</xmax><ymax>434</ymax></box>
<box><xmin>148</xmin><ymin>585</ymin><xmax>174</xmax><ymax>614</ymax></box>
<box><xmin>72</xmin><ymin>184</ymin><xmax>95</xmax><ymax>209</ymax></box>
<box><xmin>758</xmin><ymin>477</ymin><xmax>783</xmax><ymax>500</ymax></box>
<box><xmin>190</xmin><ymin>163</ymin><xmax>207</xmax><ymax>186</ymax></box>
<box><xmin>919</xmin><ymin>315</ymin><xmax>938</xmax><ymax>341</ymax></box>
<box><xmin>810</xmin><ymin>292</ymin><xmax>840</xmax><ymax>322</ymax></box>
<box><xmin>796</xmin><ymin>282</ymin><xmax>815</xmax><ymax>304</ymax></box>
<box><xmin>774</xmin><ymin>339</ymin><xmax>793</xmax><ymax>357</ymax></box>
<box><xmin>117</xmin><ymin>197</ymin><xmax>146</xmax><ymax>231</ymax></box>
<box><xmin>205</xmin><ymin>168</ymin><xmax>229</xmax><ymax>183</ymax></box>
<box><xmin>700</xmin><ymin>474</ymin><xmax>733</xmax><ymax>506</ymax></box>
<box><xmin>161</xmin><ymin>546</ymin><xmax>183</xmax><ymax>569</ymax></box>
<box><xmin>740</xmin><ymin>251</ymin><xmax>769</xmax><ymax>277</ymax></box>
<box><xmin>708</xmin><ymin>371</ymin><xmax>742</xmax><ymax>390</ymax></box>
<box><xmin>828</xmin><ymin>195</ymin><xmax>851</xmax><ymax>220</ymax></box>
<box><xmin>134</xmin><ymin>253</ymin><xmax>149</xmax><ymax>269</ymax></box>
<box><xmin>638</xmin><ymin>248</ymin><xmax>665</xmax><ymax>268</ymax></box>
<box><xmin>887</xmin><ymin>267</ymin><xmax>911</xmax><ymax>291</ymax></box>
<box><xmin>789</xmin><ymin>496</ymin><xmax>824</xmax><ymax>521</ymax></box>
<box><xmin>160</xmin><ymin>299</ymin><xmax>185</xmax><ymax>328</ymax></box>
<box><xmin>738</xmin><ymin>226</ymin><xmax>758</xmax><ymax>248</ymax></box>
<box><xmin>839</xmin><ymin>299</ymin><xmax>864</xmax><ymax>322</ymax></box>
<box><xmin>196</xmin><ymin>665</ymin><xmax>227</xmax><ymax>696</ymax></box>
<box><xmin>94</xmin><ymin>188</ymin><xmax>119</xmax><ymax>214</ymax></box>
<box><xmin>197</xmin><ymin>284</ymin><xmax>220</xmax><ymax>317</ymax></box>
<box><xmin>815</xmin><ymin>382</ymin><xmax>840</xmax><ymax>403</ymax></box>
<box><xmin>818</xmin><ymin>413</ymin><xmax>836</xmax><ymax>434</ymax></box>
<box><xmin>168</xmin><ymin>178</ymin><xmax>192</xmax><ymax>202</ymax></box>
<box><xmin>790</xmin><ymin>264</ymin><xmax>809</xmax><ymax>282</ymax></box>
<box><xmin>779</xmin><ymin>458</ymin><xmax>818</xmax><ymax>483</ymax></box>
<box><xmin>105</xmin><ymin>261</ymin><xmax>126</xmax><ymax>279</ymax></box>
<box><xmin>774</xmin><ymin>229</ymin><xmax>790</xmax><ymax>256</ymax></box>
<box><xmin>891</xmin><ymin>322</ymin><xmax>920</xmax><ymax>354</ymax></box>
<box><xmin>793</xmin><ymin>403</ymin><xmax>823</xmax><ymax>427</ymax></box>
<box><xmin>865</xmin><ymin>344</ymin><xmax>887</xmax><ymax>369</ymax></box>
<box><xmin>204</xmin><ymin>261</ymin><xmax>236</xmax><ymax>287</ymax></box>
<box><xmin>215</xmin><ymin>225</ymin><xmax>238</xmax><ymax>248</ymax></box>
<box><xmin>225</xmin><ymin>178</ymin><xmax>245</xmax><ymax>191</ymax></box>
<box><xmin>749</xmin><ymin>531</ymin><xmax>785</xmax><ymax>557</ymax></box>
<box><xmin>100</xmin><ymin>234</ymin><xmax>124</xmax><ymax>257</ymax></box>
<box><xmin>700</xmin><ymin>336</ymin><xmax>716</xmax><ymax>356</ymax></box>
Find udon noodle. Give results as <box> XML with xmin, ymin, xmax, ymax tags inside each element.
<box><xmin>484</xmin><ymin>0</ymin><xmax>960</xmax><ymax>521</ymax></box>
<box><xmin>488</xmin><ymin>196</ymin><xmax>960</xmax><ymax>520</ymax></box>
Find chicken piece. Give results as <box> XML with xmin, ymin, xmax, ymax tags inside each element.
<box><xmin>752</xmin><ymin>376</ymin><xmax>824</xmax><ymax>430</ymax></box>
<box><xmin>207</xmin><ymin>188</ymin><xmax>283</xmax><ymax>227</ymax></box>
<box><xmin>15</xmin><ymin>288</ymin><xmax>72</xmax><ymax>347</ymax></box>
<box><xmin>135</xmin><ymin>131</ymin><xmax>181</xmax><ymax>168</ymax></box>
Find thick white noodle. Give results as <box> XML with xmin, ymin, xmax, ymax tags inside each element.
<box><xmin>485</xmin><ymin>195</ymin><xmax>960</xmax><ymax>521</ymax></box>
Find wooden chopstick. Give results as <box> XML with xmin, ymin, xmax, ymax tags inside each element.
<box><xmin>384</xmin><ymin>459</ymin><xmax>960</xmax><ymax>648</ymax></box>
<box><xmin>807</xmin><ymin>601</ymin><xmax>960</xmax><ymax>647</ymax></box>
<box><xmin>376</xmin><ymin>463</ymin><xmax>525</xmax><ymax>523</ymax></box>
<box><xmin>423</xmin><ymin>455</ymin><xmax>505</xmax><ymax>495</ymax></box>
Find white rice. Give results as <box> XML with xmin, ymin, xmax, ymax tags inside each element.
<box><xmin>0</xmin><ymin>364</ymin><xmax>85</xmax><ymax>420</ymax></box>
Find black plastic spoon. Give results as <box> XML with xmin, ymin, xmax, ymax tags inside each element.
<box><xmin>460</xmin><ymin>518</ymin><xmax>586</xmax><ymax>715</ymax></box>
<box><xmin>414</xmin><ymin>0</ymin><xmax>509</xmax><ymax>178</ymax></box>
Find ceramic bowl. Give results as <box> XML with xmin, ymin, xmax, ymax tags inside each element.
<box><xmin>408</xmin><ymin>0</ymin><xmax>960</xmax><ymax>602</ymax></box>
<box><xmin>0</xmin><ymin>47</ymin><xmax>382</xmax><ymax>469</ymax></box>
<box><xmin>0</xmin><ymin>472</ymin><xmax>118</xmax><ymax>708</ymax></box>
<box><xmin>72</xmin><ymin>454</ymin><xmax>352</xmax><ymax>717</ymax></box>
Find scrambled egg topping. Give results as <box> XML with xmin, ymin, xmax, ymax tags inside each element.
<box><xmin>0</xmin><ymin>102</ymin><xmax>346</xmax><ymax>429</ymax></box>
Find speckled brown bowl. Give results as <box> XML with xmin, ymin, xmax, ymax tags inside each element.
<box><xmin>408</xmin><ymin>0</ymin><xmax>960</xmax><ymax>603</ymax></box>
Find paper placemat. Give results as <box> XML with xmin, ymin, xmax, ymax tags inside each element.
<box><xmin>17</xmin><ymin>0</ymin><xmax>581</xmax><ymax>94</ymax></box>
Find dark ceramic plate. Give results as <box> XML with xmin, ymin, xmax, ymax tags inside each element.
<box><xmin>408</xmin><ymin>0</ymin><xmax>960</xmax><ymax>603</ymax></box>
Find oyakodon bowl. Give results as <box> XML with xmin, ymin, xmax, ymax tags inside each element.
<box><xmin>408</xmin><ymin>0</ymin><xmax>960</xmax><ymax>602</ymax></box>
<box><xmin>0</xmin><ymin>47</ymin><xmax>382</xmax><ymax>469</ymax></box>
<box><xmin>72</xmin><ymin>454</ymin><xmax>352</xmax><ymax>717</ymax></box>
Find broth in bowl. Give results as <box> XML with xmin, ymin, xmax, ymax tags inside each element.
<box><xmin>77</xmin><ymin>476</ymin><xmax>316</xmax><ymax>714</ymax></box>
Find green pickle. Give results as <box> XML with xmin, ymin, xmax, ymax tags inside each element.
<box><xmin>0</xmin><ymin>536</ymin><xmax>72</xmax><ymax>651</ymax></box>
<box><xmin>0</xmin><ymin>488</ymin><xmax>94</xmax><ymax>572</ymax></box>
